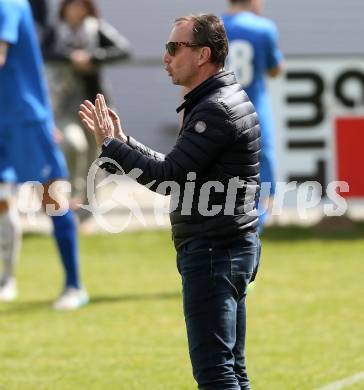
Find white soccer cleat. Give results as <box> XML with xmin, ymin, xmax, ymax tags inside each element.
<box><xmin>0</xmin><ymin>278</ymin><xmax>17</xmax><ymax>302</ymax></box>
<box><xmin>53</xmin><ymin>288</ymin><xmax>89</xmax><ymax>311</ymax></box>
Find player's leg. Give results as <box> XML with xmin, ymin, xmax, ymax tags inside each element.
<box><xmin>11</xmin><ymin>120</ymin><xmax>87</xmax><ymax>309</ymax></box>
<box><xmin>43</xmin><ymin>137</ymin><xmax>89</xmax><ymax>310</ymax></box>
<box><xmin>0</xmin><ymin>185</ymin><xmax>21</xmax><ymax>302</ymax></box>
<box><xmin>0</xmin><ymin>130</ymin><xmax>21</xmax><ymax>302</ymax></box>
<box><xmin>42</xmin><ymin>180</ymin><xmax>88</xmax><ymax>310</ymax></box>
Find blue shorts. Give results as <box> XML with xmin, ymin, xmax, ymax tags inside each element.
<box><xmin>0</xmin><ymin>121</ymin><xmax>68</xmax><ymax>184</ymax></box>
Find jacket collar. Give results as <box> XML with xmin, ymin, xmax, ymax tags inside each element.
<box><xmin>176</xmin><ymin>71</ymin><xmax>237</xmax><ymax>114</ymax></box>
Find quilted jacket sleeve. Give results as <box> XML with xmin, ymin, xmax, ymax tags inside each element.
<box><xmin>99</xmin><ymin>101</ymin><xmax>234</xmax><ymax>192</ymax></box>
<box><xmin>127</xmin><ymin>136</ymin><xmax>165</xmax><ymax>162</ymax></box>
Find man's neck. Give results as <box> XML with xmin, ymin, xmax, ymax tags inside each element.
<box><xmin>228</xmin><ymin>4</ymin><xmax>252</xmax><ymax>14</ymax></box>
<box><xmin>184</xmin><ymin>67</ymin><xmax>223</xmax><ymax>94</ymax></box>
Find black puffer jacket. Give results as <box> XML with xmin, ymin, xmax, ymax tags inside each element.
<box><xmin>100</xmin><ymin>71</ymin><xmax>260</xmax><ymax>249</ymax></box>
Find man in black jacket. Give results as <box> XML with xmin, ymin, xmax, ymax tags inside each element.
<box><xmin>80</xmin><ymin>14</ymin><xmax>261</xmax><ymax>390</ymax></box>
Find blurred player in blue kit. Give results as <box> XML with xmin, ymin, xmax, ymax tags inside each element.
<box><xmin>223</xmin><ymin>0</ymin><xmax>284</xmax><ymax>231</ymax></box>
<box><xmin>0</xmin><ymin>0</ymin><xmax>87</xmax><ymax>309</ymax></box>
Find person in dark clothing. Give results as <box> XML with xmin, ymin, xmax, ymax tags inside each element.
<box><xmin>80</xmin><ymin>14</ymin><xmax>261</xmax><ymax>390</ymax></box>
<box><xmin>44</xmin><ymin>0</ymin><xmax>131</xmax><ymax>203</ymax></box>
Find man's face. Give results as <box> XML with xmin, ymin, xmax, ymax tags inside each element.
<box><xmin>163</xmin><ymin>21</ymin><xmax>201</xmax><ymax>88</ymax></box>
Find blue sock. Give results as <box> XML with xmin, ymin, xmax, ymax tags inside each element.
<box><xmin>51</xmin><ymin>210</ymin><xmax>80</xmax><ymax>289</ymax></box>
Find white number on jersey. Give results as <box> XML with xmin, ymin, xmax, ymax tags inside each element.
<box><xmin>226</xmin><ymin>40</ymin><xmax>254</xmax><ymax>87</ymax></box>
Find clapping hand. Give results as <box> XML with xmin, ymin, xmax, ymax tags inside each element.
<box><xmin>79</xmin><ymin>93</ymin><xmax>127</xmax><ymax>147</ymax></box>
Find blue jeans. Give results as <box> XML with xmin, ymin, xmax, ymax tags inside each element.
<box><xmin>177</xmin><ymin>233</ymin><xmax>261</xmax><ymax>390</ymax></box>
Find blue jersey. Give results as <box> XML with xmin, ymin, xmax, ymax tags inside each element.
<box><xmin>222</xmin><ymin>11</ymin><xmax>283</xmax><ymax>113</ymax></box>
<box><xmin>0</xmin><ymin>0</ymin><xmax>53</xmax><ymax>126</ymax></box>
<box><xmin>222</xmin><ymin>11</ymin><xmax>283</xmax><ymax>202</ymax></box>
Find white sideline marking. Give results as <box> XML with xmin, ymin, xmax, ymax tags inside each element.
<box><xmin>315</xmin><ymin>371</ymin><xmax>364</xmax><ymax>390</ymax></box>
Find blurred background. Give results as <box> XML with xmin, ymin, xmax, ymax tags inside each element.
<box><xmin>21</xmin><ymin>0</ymin><xmax>364</xmax><ymax>232</ymax></box>
<box><xmin>1</xmin><ymin>2</ymin><xmax>363</xmax><ymax>390</ymax></box>
<box><xmin>38</xmin><ymin>0</ymin><xmax>364</xmax><ymax>230</ymax></box>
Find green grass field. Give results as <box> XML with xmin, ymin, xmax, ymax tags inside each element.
<box><xmin>0</xmin><ymin>225</ymin><xmax>363</xmax><ymax>390</ymax></box>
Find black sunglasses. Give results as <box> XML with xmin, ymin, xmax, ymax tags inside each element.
<box><xmin>165</xmin><ymin>41</ymin><xmax>202</xmax><ymax>56</ymax></box>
